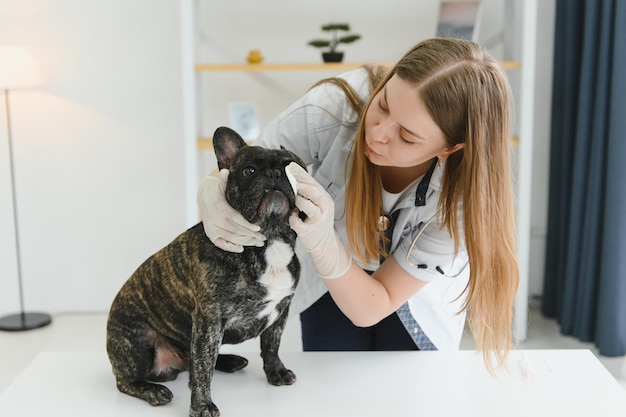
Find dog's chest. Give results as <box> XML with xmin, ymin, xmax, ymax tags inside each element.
<box><xmin>255</xmin><ymin>240</ymin><xmax>295</xmax><ymax>324</ymax></box>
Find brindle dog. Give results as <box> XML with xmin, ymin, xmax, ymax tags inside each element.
<box><xmin>106</xmin><ymin>126</ymin><xmax>305</xmax><ymax>417</ymax></box>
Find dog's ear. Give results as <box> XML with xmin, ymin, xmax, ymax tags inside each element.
<box><xmin>213</xmin><ymin>126</ymin><xmax>248</xmax><ymax>170</ymax></box>
<box><xmin>281</xmin><ymin>145</ymin><xmax>307</xmax><ymax>171</ymax></box>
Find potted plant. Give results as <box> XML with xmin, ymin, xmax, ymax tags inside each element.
<box><xmin>307</xmin><ymin>23</ymin><xmax>361</xmax><ymax>63</ymax></box>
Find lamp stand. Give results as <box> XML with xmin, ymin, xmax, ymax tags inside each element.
<box><xmin>0</xmin><ymin>89</ymin><xmax>51</xmax><ymax>331</ymax></box>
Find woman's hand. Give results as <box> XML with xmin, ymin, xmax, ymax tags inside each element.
<box><xmin>287</xmin><ymin>162</ymin><xmax>351</xmax><ymax>279</ymax></box>
<box><xmin>196</xmin><ymin>169</ymin><xmax>266</xmax><ymax>253</ymax></box>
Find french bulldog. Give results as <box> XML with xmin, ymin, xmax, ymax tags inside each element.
<box><xmin>106</xmin><ymin>126</ymin><xmax>305</xmax><ymax>417</ymax></box>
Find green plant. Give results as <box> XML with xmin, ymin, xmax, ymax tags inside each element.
<box><xmin>307</xmin><ymin>23</ymin><xmax>361</xmax><ymax>53</ymax></box>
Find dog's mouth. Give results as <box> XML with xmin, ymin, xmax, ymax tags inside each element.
<box><xmin>256</xmin><ymin>190</ymin><xmax>291</xmax><ymax>220</ymax></box>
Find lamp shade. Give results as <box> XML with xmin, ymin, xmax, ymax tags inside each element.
<box><xmin>0</xmin><ymin>45</ymin><xmax>43</xmax><ymax>89</ymax></box>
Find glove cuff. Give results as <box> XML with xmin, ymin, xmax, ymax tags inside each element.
<box><xmin>312</xmin><ymin>233</ymin><xmax>352</xmax><ymax>280</ymax></box>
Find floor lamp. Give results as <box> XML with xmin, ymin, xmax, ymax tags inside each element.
<box><xmin>0</xmin><ymin>45</ymin><xmax>51</xmax><ymax>331</ymax></box>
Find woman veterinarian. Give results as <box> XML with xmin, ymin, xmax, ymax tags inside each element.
<box><xmin>198</xmin><ymin>37</ymin><xmax>518</xmax><ymax>369</ymax></box>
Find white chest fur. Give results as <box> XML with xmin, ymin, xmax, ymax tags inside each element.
<box><xmin>257</xmin><ymin>240</ymin><xmax>295</xmax><ymax>325</ymax></box>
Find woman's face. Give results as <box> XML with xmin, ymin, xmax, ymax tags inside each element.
<box><xmin>364</xmin><ymin>74</ymin><xmax>454</xmax><ymax>168</ymax></box>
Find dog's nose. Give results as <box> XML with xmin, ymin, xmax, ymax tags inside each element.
<box><xmin>266</xmin><ymin>169</ymin><xmax>282</xmax><ymax>181</ymax></box>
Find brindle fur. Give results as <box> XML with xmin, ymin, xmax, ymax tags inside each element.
<box><xmin>106</xmin><ymin>126</ymin><xmax>305</xmax><ymax>417</ymax></box>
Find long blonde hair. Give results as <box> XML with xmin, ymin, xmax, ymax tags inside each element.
<box><xmin>343</xmin><ymin>38</ymin><xmax>519</xmax><ymax>369</ymax></box>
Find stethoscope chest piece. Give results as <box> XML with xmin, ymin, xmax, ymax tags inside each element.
<box><xmin>378</xmin><ymin>214</ymin><xmax>391</xmax><ymax>232</ymax></box>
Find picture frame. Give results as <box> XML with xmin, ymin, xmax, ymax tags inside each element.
<box><xmin>435</xmin><ymin>0</ymin><xmax>482</xmax><ymax>43</ymax></box>
<box><xmin>227</xmin><ymin>101</ymin><xmax>260</xmax><ymax>141</ymax></box>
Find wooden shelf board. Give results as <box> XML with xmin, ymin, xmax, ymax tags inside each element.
<box><xmin>197</xmin><ymin>138</ymin><xmax>213</xmax><ymax>150</ymax></box>
<box><xmin>195</xmin><ymin>61</ymin><xmax>521</xmax><ymax>72</ymax></box>
<box><xmin>195</xmin><ymin>62</ymin><xmax>386</xmax><ymax>72</ymax></box>
<box><xmin>198</xmin><ymin>138</ymin><xmax>254</xmax><ymax>150</ymax></box>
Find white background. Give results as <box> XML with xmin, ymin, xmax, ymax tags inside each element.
<box><xmin>0</xmin><ymin>0</ymin><xmax>555</xmax><ymax>316</ymax></box>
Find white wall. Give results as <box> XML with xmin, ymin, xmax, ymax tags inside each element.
<box><xmin>0</xmin><ymin>0</ymin><xmax>187</xmax><ymax>315</ymax></box>
<box><xmin>0</xmin><ymin>0</ymin><xmax>554</xmax><ymax>316</ymax></box>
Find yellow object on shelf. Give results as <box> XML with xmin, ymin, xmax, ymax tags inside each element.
<box><xmin>246</xmin><ymin>50</ymin><xmax>264</xmax><ymax>64</ymax></box>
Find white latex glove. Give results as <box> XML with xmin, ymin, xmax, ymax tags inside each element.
<box><xmin>287</xmin><ymin>162</ymin><xmax>352</xmax><ymax>279</ymax></box>
<box><xmin>196</xmin><ymin>169</ymin><xmax>266</xmax><ymax>253</ymax></box>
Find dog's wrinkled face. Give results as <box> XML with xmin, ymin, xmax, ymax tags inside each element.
<box><xmin>226</xmin><ymin>146</ymin><xmax>300</xmax><ymax>223</ymax></box>
<box><xmin>213</xmin><ymin>127</ymin><xmax>306</xmax><ymax>226</ymax></box>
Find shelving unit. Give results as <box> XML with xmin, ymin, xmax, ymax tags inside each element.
<box><xmin>186</xmin><ymin>0</ymin><xmax>536</xmax><ymax>344</ymax></box>
<box><xmin>194</xmin><ymin>61</ymin><xmax>522</xmax><ymax>150</ymax></box>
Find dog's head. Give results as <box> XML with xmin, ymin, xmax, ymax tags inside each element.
<box><xmin>213</xmin><ymin>126</ymin><xmax>306</xmax><ymax>229</ymax></box>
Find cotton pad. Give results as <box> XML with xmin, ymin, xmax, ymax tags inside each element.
<box><xmin>285</xmin><ymin>164</ymin><xmax>298</xmax><ymax>195</ymax></box>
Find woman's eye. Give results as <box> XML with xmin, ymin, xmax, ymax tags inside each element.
<box><xmin>242</xmin><ymin>167</ymin><xmax>255</xmax><ymax>177</ymax></box>
<box><xmin>378</xmin><ymin>98</ymin><xmax>388</xmax><ymax>111</ymax></box>
<box><xmin>401</xmin><ymin>136</ymin><xmax>414</xmax><ymax>145</ymax></box>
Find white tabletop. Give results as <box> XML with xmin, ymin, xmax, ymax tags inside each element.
<box><xmin>1</xmin><ymin>350</ymin><xmax>625</xmax><ymax>417</ymax></box>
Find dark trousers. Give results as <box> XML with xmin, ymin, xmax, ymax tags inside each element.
<box><xmin>300</xmin><ymin>292</ymin><xmax>419</xmax><ymax>351</ymax></box>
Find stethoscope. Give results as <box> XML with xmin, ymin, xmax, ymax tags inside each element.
<box><xmin>380</xmin><ymin>212</ymin><xmax>469</xmax><ymax>278</ymax></box>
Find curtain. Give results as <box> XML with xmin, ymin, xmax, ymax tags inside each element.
<box><xmin>541</xmin><ymin>0</ymin><xmax>626</xmax><ymax>356</ymax></box>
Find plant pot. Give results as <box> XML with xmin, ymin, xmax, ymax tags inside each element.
<box><xmin>322</xmin><ymin>52</ymin><xmax>344</xmax><ymax>63</ymax></box>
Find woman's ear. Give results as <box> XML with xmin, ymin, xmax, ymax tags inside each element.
<box><xmin>439</xmin><ymin>143</ymin><xmax>465</xmax><ymax>161</ymax></box>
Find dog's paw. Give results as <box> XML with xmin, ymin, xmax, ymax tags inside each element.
<box><xmin>144</xmin><ymin>384</ymin><xmax>173</xmax><ymax>406</ymax></box>
<box><xmin>190</xmin><ymin>402</ymin><xmax>220</xmax><ymax>417</ymax></box>
<box><xmin>116</xmin><ymin>380</ymin><xmax>173</xmax><ymax>406</ymax></box>
<box><xmin>215</xmin><ymin>354</ymin><xmax>248</xmax><ymax>373</ymax></box>
<box><xmin>265</xmin><ymin>368</ymin><xmax>297</xmax><ymax>386</ymax></box>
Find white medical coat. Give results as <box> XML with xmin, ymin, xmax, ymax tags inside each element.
<box><xmin>254</xmin><ymin>68</ymin><xmax>470</xmax><ymax>351</ymax></box>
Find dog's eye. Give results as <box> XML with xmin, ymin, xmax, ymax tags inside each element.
<box><xmin>242</xmin><ymin>167</ymin><xmax>255</xmax><ymax>177</ymax></box>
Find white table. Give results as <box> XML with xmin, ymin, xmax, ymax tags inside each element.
<box><xmin>1</xmin><ymin>350</ymin><xmax>625</xmax><ymax>416</ymax></box>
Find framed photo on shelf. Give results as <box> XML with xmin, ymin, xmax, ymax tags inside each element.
<box><xmin>436</xmin><ymin>0</ymin><xmax>482</xmax><ymax>43</ymax></box>
<box><xmin>228</xmin><ymin>101</ymin><xmax>260</xmax><ymax>141</ymax></box>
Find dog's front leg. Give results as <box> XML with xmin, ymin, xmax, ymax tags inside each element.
<box><xmin>260</xmin><ymin>303</ymin><xmax>296</xmax><ymax>386</ymax></box>
<box><xmin>189</xmin><ymin>305</ymin><xmax>222</xmax><ymax>417</ymax></box>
